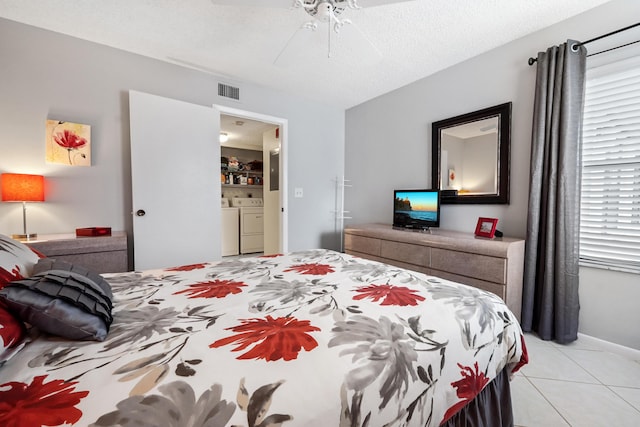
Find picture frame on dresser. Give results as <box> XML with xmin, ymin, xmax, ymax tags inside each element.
<box><xmin>475</xmin><ymin>217</ymin><xmax>498</xmax><ymax>238</ymax></box>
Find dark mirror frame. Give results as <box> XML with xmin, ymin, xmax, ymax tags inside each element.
<box><xmin>431</xmin><ymin>102</ymin><xmax>511</xmax><ymax>204</ymax></box>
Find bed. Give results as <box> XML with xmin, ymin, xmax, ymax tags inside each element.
<box><xmin>1</xmin><ymin>234</ymin><xmax>527</xmax><ymax>427</ymax></box>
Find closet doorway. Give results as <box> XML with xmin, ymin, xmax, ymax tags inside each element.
<box><xmin>217</xmin><ymin>106</ymin><xmax>288</xmax><ymax>255</ymax></box>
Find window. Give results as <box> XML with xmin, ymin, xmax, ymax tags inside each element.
<box><xmin>580</xmin><ymin>54</ymin><xmax>640</xmax><ymax>273</ymax></box>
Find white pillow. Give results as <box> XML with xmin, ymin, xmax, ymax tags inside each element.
<box><xmin>0</xmin><ymin>233</ymin><xmax>40</xmax><ymax>288</ymax></box>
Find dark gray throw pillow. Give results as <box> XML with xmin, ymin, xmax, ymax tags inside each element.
<box><xmin>32</xmin><ymin>258</ymin><xmax>113</xmax><ymax>299</ymax></box>
<box><xmin>0</xmin><ymin>259</ymin><xmax>114</xmax><ymax>341</ymax></box>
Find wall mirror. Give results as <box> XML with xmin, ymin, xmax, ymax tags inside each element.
<box><xmin>431</xmin><ymin>102</ymin><xmax>511</xmax><ymax>204</ymax></box>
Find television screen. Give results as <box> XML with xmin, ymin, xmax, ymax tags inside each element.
<box><xmin>393</xmin><ymin>189</ymin><xmax>440</xmax><ymax>230</ymax></box>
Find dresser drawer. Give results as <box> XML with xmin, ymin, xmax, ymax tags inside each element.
<box><xmin>27</xmin><ymin>232</ymin><xmax>128</xmax><ymax>274</ymax></box>
<box><xmin>380</xmin><ymin>240</ymin><xmax>429</xmax><ymax>267</ymax></box>
<box><xmin>431</xmin><ymin>270</ymin><xmax>506</xmax><ymax>300</ymax></box>
<box><xmin>430</xmin><ymin>248</ymin><xmax>506</xmax><ymax>284</ymax></box>
<box><xmin>344</xmin><ymin>234</ymin><xmax>381</xmax><ymax>256</ymax></box>
<box><xmin>345</xmin><ymin>250</ymin><xmax>431</xmax><ymax>276</ymax></box>
<box><xmin>44</xmin><ymin>252</ymin><xmax>127</xmax><ymax>274</ymax></box>
<box><xmin>345</xmin><ymin>250</ymin><xmax>385</xmax><ymax>264</ymax></box>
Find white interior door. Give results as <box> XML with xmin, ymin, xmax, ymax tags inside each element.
<box><xmin>263</xmin><ymin>129</ymin><xmax>281</xmax><ymax>254</ymax></box>
<box><xmin>130</xmin><ymin>90</ymin><xmax>221</xmax><ymax>270</ymax></box>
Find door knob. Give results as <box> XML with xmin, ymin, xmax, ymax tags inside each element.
<box><xmin>136</xmin><ymin>209</ymin><xmax>146</xmax><ymax>217</ymax></box>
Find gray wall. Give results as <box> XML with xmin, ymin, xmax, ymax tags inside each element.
<box><xmin>345</xmin><ymin>0</ymin><xmax>640</xmax><ymax>350</ymax></box>
<box><xmin>461</xmin><ymin>134</ymin><xmax>498</xmax><ymax>194</ymax></box>
<box><xmin>0</xmin><ymin>18</ymin><xmax>345</xmax><ymax>253</ymax></box>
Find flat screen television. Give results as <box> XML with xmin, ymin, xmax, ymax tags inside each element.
<box><xmin>393</xmin><ymin>189</ymin><xmax>440</xmax><ymax>231</ymax></box>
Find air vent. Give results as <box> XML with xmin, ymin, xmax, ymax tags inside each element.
<box><xmin>218</xmin><ymin>83</ymin><xmax>240</xmax><ymax>100</ymax></box>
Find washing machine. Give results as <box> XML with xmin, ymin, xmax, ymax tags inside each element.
<box><xmin>221</xmin><ymin>198</ymin><xmax>239</xmax><ymax>256</ymax></box>
<box><xmin>229</xmin><ymin>198</ymin><xmax>263</xmax><ymax>254</ymax></box>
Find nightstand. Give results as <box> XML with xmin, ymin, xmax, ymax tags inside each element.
<box><xmin>25</xmin><ymin>231</ymin><xmax>128</xmax><ymax>273</ymax></box>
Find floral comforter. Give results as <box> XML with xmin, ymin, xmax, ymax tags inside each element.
<box><xmin>0</xmin><ymin>249</ymin><xmax>527</xmax><ymax>427</ymax></box>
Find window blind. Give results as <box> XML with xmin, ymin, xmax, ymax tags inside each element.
<box><xmin>580</xmin><ymin>59</ymin><xmax>640</xmax><ymax>273</ymax></box>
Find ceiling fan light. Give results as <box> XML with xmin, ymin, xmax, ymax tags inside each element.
<box><xmin>316</xmin><ymin>2</ymin><xmax>333</xmax><ymax>21</ymax></box>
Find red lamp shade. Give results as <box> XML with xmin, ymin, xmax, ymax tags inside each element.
<box><xmin>1</xmin><ymin>173</ymin><xmax>45</xmax><ymax>202</ymax></box>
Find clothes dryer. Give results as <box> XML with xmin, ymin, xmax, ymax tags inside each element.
<box><xmin>221</xmin><ymin>198</ymin><xmax>239</xmax><ymax>256</ymax></box>
<box><xmin>229</xmin><ymin>198</ymin><xmax>263</xmax><ymax>254</ymax></box>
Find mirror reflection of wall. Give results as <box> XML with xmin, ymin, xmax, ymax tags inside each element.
<box><xmin>440</xmin><ymin>116</ymin><xmax>499</xmax><ymax>195</ymax></box>
<box><xmin>463</xmin><ymin>133</ymin><xmax>498</xmax><ymax>193</ymax></box>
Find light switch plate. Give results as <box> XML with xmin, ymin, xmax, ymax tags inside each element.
<box><xmin>294</xmin><ymin>187</ymin><xmax>303</xmax><ymax>198</ymax></box>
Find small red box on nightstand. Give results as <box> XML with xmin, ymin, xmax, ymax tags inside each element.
<box><xmin>76</xmin><ymin>227</ymin><xmax>112</xmax><ymax>237</ymax></box>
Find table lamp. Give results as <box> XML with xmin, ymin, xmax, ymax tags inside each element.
<box><xmin>1</xmin><ymin>173</ymin><xmax>45</xmax><ymax>240</ymax></box>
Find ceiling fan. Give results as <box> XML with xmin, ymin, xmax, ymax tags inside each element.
<box><xmin>210</xmin><ymin>0</ymin><xmax>416</xmax><ymax>65</ymax></box>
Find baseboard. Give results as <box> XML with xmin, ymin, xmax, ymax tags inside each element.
<box><xmin>577</xmin><ymin>333</ymin><xmax>640</xmax><ymax>360</ymax></box>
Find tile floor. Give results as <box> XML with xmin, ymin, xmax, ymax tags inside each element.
<box><xmin>513</xmin><ymin>333</ymin><xmax>640</xmax><ymax>426</ymax></box>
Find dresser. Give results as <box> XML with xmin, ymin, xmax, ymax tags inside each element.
<box><xmin>344</xmin><ymin>223</ymin><xmax>525</xmax><ymax>320</ymax></box>
<box><xmin>26</xmin><ymin>232</ymin><xmax>128</xmax><ymax>274</ymax></box>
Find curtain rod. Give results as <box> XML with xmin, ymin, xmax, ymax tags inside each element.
<box><xmin>528</xmin><ymin>21</ymin><xmax>640</xmax><ymax>66</ymax></box>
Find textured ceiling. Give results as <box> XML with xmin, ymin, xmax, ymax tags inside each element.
<box><xmin>0</xmin><ymin>0</ymin><xmax>611</xmax><ymax>109</ymax></box>
<box><xmin>220</xmin><ymin>114</ymin><xmax>278</xmax><ymax>149</ymax></box>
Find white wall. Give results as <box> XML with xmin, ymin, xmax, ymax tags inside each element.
<box><xmin>345</xmin><ymin>0</ymin><xmax>640</xmax><ymax>349</ymax></box>
<box><xmin>0</xmin><ymin>18</ymin><xmax>345</xmax><ymax>253</ymax></box>
<box><xmin>461</xmin><ymin>134</ymin><xmax>498</xmax><ymax>193</ymax></box>
<box><xmin>580</xmin><ymin>267</ymin><xmax>640</xmax><ymax>350</ymax></box>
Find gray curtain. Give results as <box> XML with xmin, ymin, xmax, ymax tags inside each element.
<box><xmin>522</xmin><ymin>40</ymin><xmax>587</xmax><ymax>344</ymax></box>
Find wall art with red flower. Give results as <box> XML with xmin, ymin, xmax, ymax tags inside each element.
<box><xmin>45</xmin><ymin>119</ymin><xmax>91</xmax><ymax>166</ymax></box>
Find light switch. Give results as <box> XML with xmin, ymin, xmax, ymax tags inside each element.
<box><xmin>294</xmin><ymin>187</ymin><xmax>303</xmax><ymax>198</ymax></box>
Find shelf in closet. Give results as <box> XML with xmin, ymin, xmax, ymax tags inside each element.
<box><xmin>222</xmin><ymin>184</ymin><xmax>264</xmax><ymax>189</ymax></box>
<box><xmin>222</xmin><ymin>169</ymin><xmax>263</xmax><ymax>175</ymax></box>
